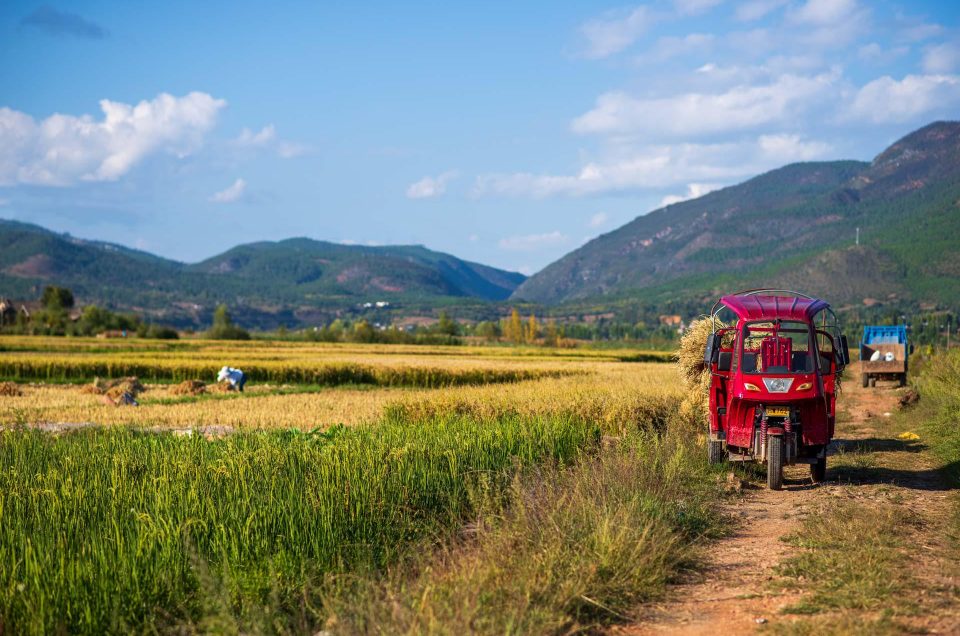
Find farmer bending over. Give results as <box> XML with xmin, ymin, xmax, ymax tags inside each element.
<box><xmin>217</xmin><ymin>366</ymin><xmax>247</xmax><ymax>392</ymax></box>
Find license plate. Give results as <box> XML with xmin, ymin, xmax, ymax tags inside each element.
<box><xmin>766</xmin><ymin>407</ymin><xmax>789</xmax><ymax>417</ymax></box>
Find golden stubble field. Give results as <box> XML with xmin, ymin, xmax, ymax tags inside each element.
<box><xmin>0</xmin><ymin>336</ymin><xmax>680</xmax><ymax>433</ymax></box>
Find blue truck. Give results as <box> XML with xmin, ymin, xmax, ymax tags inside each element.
<box><xmin>859</xmin><ymin>325</ymin><xmax>910</xmax><ymax>387</ymax></box>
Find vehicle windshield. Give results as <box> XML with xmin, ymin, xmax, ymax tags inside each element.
<box><xmin>740</xmin><ymin>320</ymin><xmax>814</xmax><ymax>374</ymax></box>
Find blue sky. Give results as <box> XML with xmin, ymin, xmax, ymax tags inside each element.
<box><xmin>1</xmin><ymin>0</ymin><xmax>958</xmax><ymax>274</ymax></box>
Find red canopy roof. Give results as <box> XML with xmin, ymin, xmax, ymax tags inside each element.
<box><xmin>720</xmin><ymin>293</ymin><xmax>830</xmax><ymax>322</ymax></box>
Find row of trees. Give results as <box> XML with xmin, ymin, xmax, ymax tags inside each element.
<box><xmin>270</xmin><ymin>309</ymin><xmax>682</xmax><ymax>348</ymax></box>
<box><xmin>489</xmin><ymin>309</ymin><xmax>564</xmax><ymax>346</ymax></box>
<box><xmin>208</xmin><ymin>305</ymin><xmax>250</xmax><ymax>340</ymax></box>
<box><xmin>1</xmin><ymin>287</ymin><xmax>179</xmax><ymax>338</ymax></box>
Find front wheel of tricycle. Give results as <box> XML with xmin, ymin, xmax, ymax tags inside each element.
<box><xmin>767</xmin><ymin>436</ymin><xmax>784</xmax><ymax>490</ymax></box>
<box><xmin>810</xmin><ymin>456</ymin><xmax>826</xmax><ymax>483</ymax></box>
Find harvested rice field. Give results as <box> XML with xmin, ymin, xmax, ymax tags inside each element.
<box><xmin>0</xmin><ymin>336</ymin><xmax>719</xmax><ymax>635</ymax></box>
<box><xmin>1</xmin><ymin>366</ymin><xmax>682</xmax><ymax>434</ymax></box>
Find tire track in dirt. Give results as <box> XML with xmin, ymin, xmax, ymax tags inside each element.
<box><xmin>615</xmin><ymin>363</ymin><xmax>959</xmax><ymax>634</ymax></box>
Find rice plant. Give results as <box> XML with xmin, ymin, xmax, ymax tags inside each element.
<box><xmin>0</xmin><ymin>414</ymin><xmax>598</xmax><ymax>634</ymax></box>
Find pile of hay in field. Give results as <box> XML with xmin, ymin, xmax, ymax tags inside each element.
<box><xmin>105</xmin><ymin>378</ymin><xmax>145</xmax><ymax>401</ymax></box>
<box><xmin>676</xmin><ymin>316</ymin><xmax>724</xmax><ymax>427</ymax></box>
<box><xmin>82</xmin><ymin>376</ymin><xmax>145</xmax><ymax>398</ymax></box>
<box><xmin>171</xmin><ymin>380</ymin><xmax>206</xmax><ymax>396</ymax></box>
<box><xmin>207</xmin><ymin>381</ymin><xmax>237</xmax><ymax>394</ymax></box>
<box><xmin>80</xmin><ymin>377</ymin><xmax>110</xmax><ymax>395</ymax></box>
<box><xmin>0</xmin><ymin>382</ymin><xmax>22</xmax><ymax>397</ymax></box>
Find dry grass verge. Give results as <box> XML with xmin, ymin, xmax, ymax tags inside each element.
<box><xmin>774</xmin><ymin>502</ymin><xmax>914</xmax><ymax>616</ymax></box>
<box><xmin>316</xmin><ymin>430</ymin><xmax>724</xmax><ymax>635</ymax></box>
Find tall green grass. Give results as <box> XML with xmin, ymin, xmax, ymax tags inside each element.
<box><xmin>0</xmin><ymin>415</ymin><xmax>597</xmax><ymax>634</ymax></box>
<box><xmin>914</xmin><ymin>350</ymin><xmax>960</xmax><ymax>480</ymax></box>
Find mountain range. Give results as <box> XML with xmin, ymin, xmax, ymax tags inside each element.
<box><xmin>0</xmin><ymin>223</ymin><xmax>525</xmax><ymax>327</ymax></box>
<box><xmin>512</xmin><ymin>121</ymin><xmax>960</xmax><ymax>313</ymax></box>
<box><xmin>2</xmin><ymin>120</ymin><xmax>959</xmax><ymax>327</ymax></box>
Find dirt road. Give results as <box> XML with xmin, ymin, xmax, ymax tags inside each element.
<box><xmin>617</xmin><ymin>366</ymin><xmax>960</xmax><ymax>634</ymax></box>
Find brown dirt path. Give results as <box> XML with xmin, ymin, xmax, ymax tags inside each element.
<box><xmin>614</xmin><ymin>364</ymin><xmax>960</xmax><ymax>635</ymax></box>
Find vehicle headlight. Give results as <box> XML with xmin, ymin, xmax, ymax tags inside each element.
<box><xmin>762</xmin><ymin>377</ymin><xmax>794</xmax><ymax>393</ymax></box>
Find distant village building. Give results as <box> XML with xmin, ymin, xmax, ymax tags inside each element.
<box><xmin>96</xmin><ymin>330</ymin><xmax>129</xmax><ymax>339</ymax></box>
<box><xmin>2</xmin><ymin>300</ymin><xmax>35</xmax><ymax>324</ymax></box>
<box><xmin>659</xmin><ymin>314</ymin><xmax>683</xmax><ymax>327</ymax></box>
<box><xmin>0</xmin><ymin>298</ymin><xmax>14</xmax><ymax>326</ymax></box>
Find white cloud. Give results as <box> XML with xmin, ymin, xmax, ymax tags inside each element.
<box><xmin>588</xmin><ymin>212</ymin><xmax>609</xmax><ymax>228</ymax></box>
<box><xmin>735</xmin><ymin>0</ymin><xmax>786</xmax><ymax>21</ymax></box>
<box><xmin>236</xmin><ymin>125</ymin><xmax>276</xmax><ymax>147</ymax></box>
<box><xmin>757</xmin><ymin>134</ymin><xmax>832</xmax><ymax>161</ymax></box>
<box><xmin>635</xmin><ymin>33</ymin><xmax>715</xmax><ymax>64</ymax></box>
<box><xmin>579</xmin><ymin>6</ymin><xmax>654</xmax><ymax>59</ymax></box>
<box><xmin>209</xmin><ymin>178</ymin><xmax>247</xmax><ymax>203</ymax></box>
<box><xmin>572</xmin><ymin>71</ymin><xmax>839</xmax><ymax>138</ymax></box>
<box><xmin>895</xmin><ymin>19</ymin><xmax>944</xmax><ymax>43</ymax></box>
<box><xmin>498</xmin><ymin>231</ymin><xmax>568</xmax><ymax>251</ymax></box>
<box><xmin>661</xmin><ymin>182</ymin><xmax>724</xmax><ymax>206</ymax></box>
<box><xmin>790</xmin><ymin>0</ymin><xmax>858</xmax><ymax>25</ymax></box>
<box><xmin>858</xmin><ymin>42</ymin><xmax>909</xmax><ymax>65</ymax></box>
<box><xmin>406</xmin><ymin>171</ymin><xmax>458</xmax><ymax>199</ymax></box>
<box><xmin>277</xmin><ymin>142</ymin><xmax>309</xmax><ymax>158</ymax></box>
<box><xmin>923</xmin><ymin>42</ymin><xmax>960</xmax><ymax>74</ymax></box>
<box><xmin>234</xmin><ymin>124</ymin><xmax>308</xmax><ymax>158</ymax></box>
<box><xmin>673</xmin><ymin>0</ymin><xmax>723</xmax><ymax>16</ymax></box>
<box><xmin>848</xmin><ymin>74</ymin><xmax>960</xmax><ymax>123</ymax></box>
<box><xmin>475</xmin><ymin>132</ymin><xmax>833</xmax><ymax>199</ymax></box>
<box><xmin>786</xmin><ymin>0</ymin><xmax>869</xmax><ymax>48</ymax></box>
<box><xmin>0</xmin><ymin>92</ymin><xmax>225</xmax><ymax>187</ymax></box>
<box><xmin>475</xmin><ymin>146</ymin><xmax>704</xmax><ymax>198</ymax></box>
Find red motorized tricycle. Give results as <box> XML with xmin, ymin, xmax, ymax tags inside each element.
<box><xmin>703</xmin><ymin>290</ymin><xmax>850</xmax><ymax>489</ymax></box>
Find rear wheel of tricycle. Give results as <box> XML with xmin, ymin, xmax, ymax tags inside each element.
<box><xmin>899</xmin><ymin>374</ymin><xmax>907</xmax><ymax>387</ymax></box>
<box><xmin>767</xmin><ymin>436</ymin><xmax>784</xmax><ymax>490</ymax></box>
<box><xmin>708</xmin><ymin>439</ymin><xmax>725</xmax><ymax>464</ymax></box>
<box><xmin>810</xmin><ymin>456</ymin><xmax>826</xmax><ymax>483</ymax></box>
<box><xmin>869</xmin><ymin>377</ymin><xmax>877</xmax><ymax>388</ymax></box>
<box><xmin>861</xmin><ymin>373</ymin><xmax>869</xmax><ymax>388</ymax></box>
